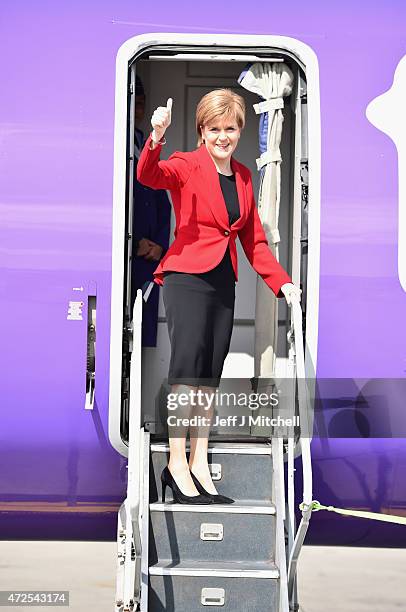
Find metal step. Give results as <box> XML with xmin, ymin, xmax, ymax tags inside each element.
<box><xmin>150</xmin><ymin>500</ymin><xmax>275</xmax><ymax>513</ymax></box>
<box><xmin>149</xmin><ymin>500</ymin><xmax>276</xmax><ymax>564</ymax></box>
<box><xmin>150</xmin><ymin>442</ymin><xmax>273</xmax><ymax>453</ymax></box>
<box><xmin>144</xmin><ymin>439</ymin><xmax>279</xmax><ymax>611</ymax></box>
<box><xmin>148</xmin><ymin>560</ymin><xmax>280</xmax><ymax>612</ymax></box>
<box><xmin>149</xmin><ymin>441</ymin><xmax>273</xmax><ymax>504</ymax></box>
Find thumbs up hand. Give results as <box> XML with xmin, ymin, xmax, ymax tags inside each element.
<box><xmin>151</xmin><ymin>98</ymin><xmax>172</xmax><ymax>143</ymax></box>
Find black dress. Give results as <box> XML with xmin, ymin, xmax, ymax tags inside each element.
<box><xmin>163</xmin><ymin>171</ymin><xmax>240</xmax><ymax>388</ymax></box>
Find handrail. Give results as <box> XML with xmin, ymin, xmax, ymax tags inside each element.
<box><xmin>127</xmin><ymin>282</ymin><xmax>157</xmax><ymax>606</ymax></box>
<box><xmin>286</xmin><ymin>299</ymin><xmax>313</xmax><ymax>607</ymax></box>
<box><xmin>123</xmin><ymin>282</ymin><xmax>156</xmax><ymax>609</ymax></box>
<box><xmin>273</xmin><ymin>435</ymin><xmax>289</xmax><ymax>612</ymax></box>
<box><xmin>122</xmin><ymin>288</ymin><xmax>143</xmax><ymax>609</ymax></box>
<box><xmin>291</xmin><ymin>299</ymin><xmax>313</xmax><ymax>501</ymax></box>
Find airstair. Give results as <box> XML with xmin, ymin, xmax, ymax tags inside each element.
<box><xmin>114</xmin><ymin>287</ymin><xmax>313</xmax><ymax>612</ymax></box>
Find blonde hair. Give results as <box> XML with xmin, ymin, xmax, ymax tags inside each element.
<box><xmin>195</xmin><ymin>88</ymin><xmax>245</xmax><ymax>147</ymax></box>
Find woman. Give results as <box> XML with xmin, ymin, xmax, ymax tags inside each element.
<box><xmin>137</xmin><ymin>89</ymin><xmax>302</xmax><ymax>505</ymax></box>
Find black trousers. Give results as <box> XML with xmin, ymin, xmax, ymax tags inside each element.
<box><xmin>163</xmin><ymin>247</ymin><xmax>236</xmax><ymax>388</ymax></box>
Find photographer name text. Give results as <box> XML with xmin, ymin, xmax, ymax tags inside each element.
<box><xmin>167</xmin><ymin>415</ymin><xmax>299</xmax><ymax>427</ymax></box>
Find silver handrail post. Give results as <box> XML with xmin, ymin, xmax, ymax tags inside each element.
<box><xmin>287</xmin><ymin>299</ymin><xmax>313</xmax><ymax>608</ymax></box>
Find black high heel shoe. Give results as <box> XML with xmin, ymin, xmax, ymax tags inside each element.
<box><xmin>161</xmin><ymin>466</ymin><xmax>213</xmax><ymax>504</ymax></box>
<box><xmin>189</xmin><ymin>469</ymin><xmax>235</xmax><ymax>504</ymax></box>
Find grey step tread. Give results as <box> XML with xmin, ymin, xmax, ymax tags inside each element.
<box><xmin>150</xmin><ymin>500</ymin><xmax>276</xmax><ymax>514</ymax></box>
<box><xmin>151</xmin><ymin>441</ymin><xmax>272</xmax><ymax>455</ymax></box>
<box><xmin>149</xmin><ymin>559</ymin><xmax>280</xmax><ymax>578</ymax></box>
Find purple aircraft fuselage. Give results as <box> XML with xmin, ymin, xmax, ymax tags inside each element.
<box><xmin>1</xmin><ymin>1</ymin><xmax>406</xmax><ymax>546</ymax></box>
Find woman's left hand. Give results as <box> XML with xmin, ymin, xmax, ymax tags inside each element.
<box><xmin>280</xmin><ymin>283</ymin><xmax>302</xmax><ymax>306</ymax></box>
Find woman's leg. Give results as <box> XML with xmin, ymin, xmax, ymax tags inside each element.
<box><xmin>188</xmin><ymin>384</ymin><xmax>218</xmax><ymax>495</ymax></box>
<box><xmin>167</xmin><ymin>383</ymin><xmax>200</xmax><ymax>496</ymax></box>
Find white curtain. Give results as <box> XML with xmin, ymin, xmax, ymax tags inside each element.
<box><xmin>239</xmin><ymin>62</ymin><xmax>294</xmax><ymax>382</ymax></box>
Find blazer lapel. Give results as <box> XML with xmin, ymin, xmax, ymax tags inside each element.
<box><xmin>196</xmin><ymin>143</ymin><xmax>247</xmax><ymax>230</ymax></box>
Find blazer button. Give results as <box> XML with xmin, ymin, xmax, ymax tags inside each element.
<box><xmin>224</xmin><ymin>230</ymin><xmax>230</xmax><ymax>236</ymax></box>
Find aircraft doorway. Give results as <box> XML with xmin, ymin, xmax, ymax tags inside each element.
<box><xmin>109</xmin><ymin>37</ymin><xmax>319</xmax><ymax>456</ymax></box>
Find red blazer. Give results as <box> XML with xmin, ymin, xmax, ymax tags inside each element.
<box><xmin>136</xmin><ymin>133</ymin><xmax>292</xmax><ymax>297</ymax></box>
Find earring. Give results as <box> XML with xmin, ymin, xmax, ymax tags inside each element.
<box><xmin>202</xmin><ymin>138</ymin><xmax>205</xmax><ymax>143</ymax></box>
